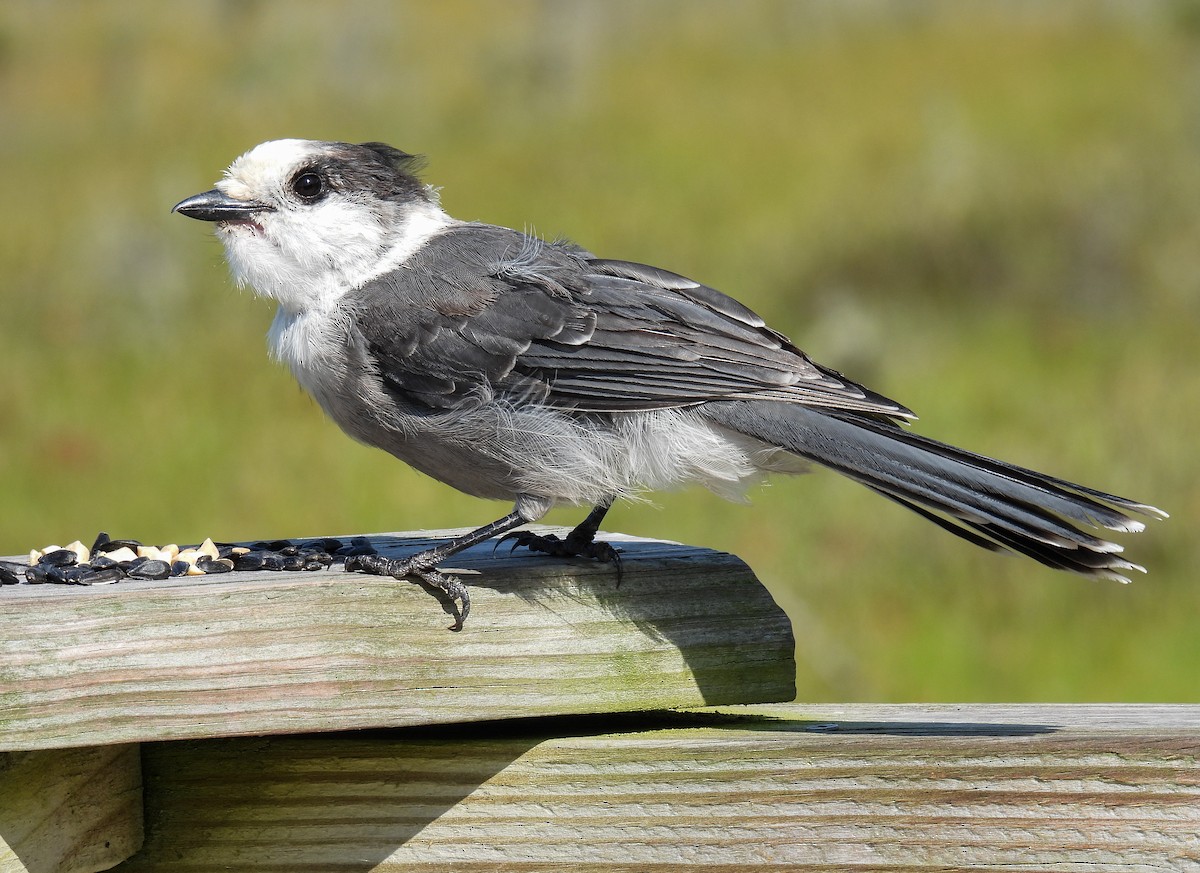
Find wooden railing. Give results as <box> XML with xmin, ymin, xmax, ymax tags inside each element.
<box><xmin>2</xmin><ymin>530</ymin><xmax>1196</xmax><ymax>871</ymax></box>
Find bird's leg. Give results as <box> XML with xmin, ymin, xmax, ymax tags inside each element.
<box><xmin>497</xmin><ymin>500</ymin><xmax>623</xmax><ymax>581</ymax></box>
<box><xmin>345</xmin><ymin>510</ymin><xmax>529</xmax><ymax>631</ymax></box>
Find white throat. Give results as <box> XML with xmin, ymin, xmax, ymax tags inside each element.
<box><xmin>250</xmin><ymin>200</ymin><xmax>458</xmax><ymax>387</ymax></box>
<box><xmin>222</xmin><ymin>198</ymin><xmax>458</xmax><ymax>317</ymax></box>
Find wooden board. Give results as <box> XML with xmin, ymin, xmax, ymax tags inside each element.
<box><xmin>0</xmin><ymin>530</ymin><xmax>795</xmax><ymax>751</ymax></box>
<box><xmin>109</xmin><ymin>704</ymin><xmax>1200</xmax><ymax>871</ymax></box>
<box><xmin>0</xmin><ymin>744</ymin><xmax>141</xmax><ymax>873</ymax></box>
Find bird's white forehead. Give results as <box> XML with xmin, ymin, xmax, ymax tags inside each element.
<box><xmin>219</xmin><ymin>139</ymin><xmax>322</xmax><ymax>200</ymax></box>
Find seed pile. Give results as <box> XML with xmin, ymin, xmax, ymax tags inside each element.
<box><xmin>0</xmin><ymin>533</ymin><xmax>379</xmax><ymax>586</ymax></box>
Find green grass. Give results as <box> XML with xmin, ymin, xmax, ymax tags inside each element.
<box><xmin>1</xmin><ymin>1</ymin><xmax>1195</xmax><ymax>701</ymax></box>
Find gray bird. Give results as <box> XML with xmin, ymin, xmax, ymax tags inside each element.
<box><xmin>174</xmin><ymin>139</ymin><xmax>1165</xmax><ymax>629</ymax></box>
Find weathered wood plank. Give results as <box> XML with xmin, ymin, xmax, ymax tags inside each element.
<box><xmin>0</xmin><ymin>744</ymin><xmax>142</xmax><ymax>873</ymax></box>
<box><xmin>0</xmin><ymin>531</ymin><xmax>795</xmax><ymax>752</ymax></box>
<box><xmin>108</xmin><ymin>704</ymin><xmax>1200</xmax><ymax>872</ymax></box>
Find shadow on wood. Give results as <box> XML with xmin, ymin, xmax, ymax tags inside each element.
<box><xmin>0</xmin><ymin>745</ymin><xmax>142</xmax><ymax>873</ymax></box>
<box><xmin>108</xmin><ymin>705</ymin><xmax>1200</xmax><ymax>871</ymax></box>
<box><xmin>378</xmin><ymin>530</ymin><xmax>793</xmax><ymax>699</ymax></box>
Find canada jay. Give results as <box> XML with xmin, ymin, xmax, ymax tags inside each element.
<box><xmin>174</xmin><ymin>139</ymin><xmax>1164</xmax><ymax>629</ymax></box>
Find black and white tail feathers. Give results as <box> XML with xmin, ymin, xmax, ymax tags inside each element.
<box><xmin>704</xmin><ymin>400</ymin><xmax>1166</xmax><ymax>582</ymax></box>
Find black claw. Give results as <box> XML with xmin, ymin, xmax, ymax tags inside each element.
<box><xmin>592</xmin><ymin>543</ymin><xmax>624</xmax><ymax>586</ymax></box>
<box><xmin>493</xmin><ymin>532</ymin><xmax>520</xmax><ymax>556</ymax></box>
<box><xmin>344</xmin><ymin>552</ymin><xmax>470</xmax><ymax>631</ymax></box>
<box><xmin>499</xmin><ymin>528</ymin><xmax>623</xmax><ymax>583</ymax></box>
<box><xmin>411</xmin><ymin>568</ymin><xmax>471</xmax><ymax>631</ymax></box>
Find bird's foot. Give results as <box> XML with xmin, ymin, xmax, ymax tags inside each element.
<box><xmin>496</xmin><ymin>528</ymin><xmax>623</xmax><ymax>583</ymax></box>
<box><xmin>345</xmin><ymin>553</ymin><xmax>471</xmax><ymax>631</ymax></box>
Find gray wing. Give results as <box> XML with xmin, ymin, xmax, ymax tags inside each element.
<box><xmin>348</xmin><ymin>224</ymin><xmax>912</xmax><ymax>419</ymax></box>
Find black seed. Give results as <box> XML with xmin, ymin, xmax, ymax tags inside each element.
<box><xmin>215</xmin><ymin>543</ymin><xmax>238</xmax><ymax>559</ymax></box>
<box><xmin>306</xmin><ymin>551</ymin><xmax>334</xmax><ymax>568</ymax></box>
<box><xmin>78</xmin><ymin>566</ymin><xmax>125</xmax><ymax>585</ymax></box>
<box><xmin>0</xmin><ymin>561</ymin><xmax>25</xmax><ymax>585</ymax></box>
<box><xmin>295</xmin><ymin>549</ymin><xmax>329</xmax><ymax>569</ymax></box>
<box><xmin>123</xmin><ymin>556</ymin><xmax>147</xmax><ymax>571</ymax></box>
<box><xmin>169</xmin><ymin>560</ymin><xmax>192</xmax><ymax>577</ymax></box>
<box><xmin>25</xmin><ymin>564</ymin><xmax>50</xmax><ymax>584</ymax></box>
<box><xmin>281</xmin><ymin>554</ymin><xmax>305</xmax><ymax>571</ymax></box>
<box><xmin>234</xmin><ymin>552</ymin><xmax>267</xmax><ymax>571</ymax></box>
<box><xmin>128</xmin><ymin>559</ymin><xmax>171</xmax><ymax>580</ymax></box>
<box><xmin>60</xmin><ymin>566</ymin><xmax>97</xmax><ymax>585</ymax></box>
<box><xmin>36</xmin><ymin>565</ymin><xmax>72</xmax><ymax>583</ymax></box>
<box><xmin>89</xmin><ymin>555</ymin><xmax>119</xmax><ymax>570</ymax></box>
<box><xmin>304</xmin><ymin>537</ymin><xmax>342</xmax><ymax>553</ymax></box>
<box><xmin>90</xmin><ymin>532</ymin><xmax>112</xmax><ymax>554</ymax></box>
<box><xmin>340</xmin><ymin>537</ymin><xmax>377</xmax><ymax>557</ymax></box>
<box><xmin>260</xmin><ymin>553</ymin><xmax>284</xmax><ymax>571</ymax></box>
<box><xmin>39</xmin><ymin>548</ymin><xmax>78</xmax><ymax>567</ymax></box>
<box><xmin>96</xmin><ymin>538</ymin><xmax>144</xmax><ymax>553</ymax></box>
<box><xmin>254</xmin><ymin>539</ymin><xmax>293</xmax><ymax>552</ymax></box>
<box><xmin>196</xmin><ymin>556</ymin><xmax>233</xmax><ymax>574</ymax></box>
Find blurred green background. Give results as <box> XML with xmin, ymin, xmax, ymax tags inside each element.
<box><xmin>1</xmin><ymin>1</ymin><xmax>1195</xmax><ymax>701</ymax></box>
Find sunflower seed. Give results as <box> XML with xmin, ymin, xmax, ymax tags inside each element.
<box><xmin>128</xmin><ymin>560</ymin><xmax>171</xmax><ymax>580</ymax></box>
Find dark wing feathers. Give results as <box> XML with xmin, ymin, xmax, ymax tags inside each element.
<box><xmin>588</xmin><ymin>258</ymin><xmax>768</xmax><ymax>325</ymax></box>
<box><xmin>348</xmin><ymin>225</ymin><xmax>910</xmax><ymax>418</ymax></box>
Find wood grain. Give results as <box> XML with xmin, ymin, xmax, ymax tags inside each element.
<box><xmin>0</xmin><ymin>530</ymin><xmax>796</xmax><ymax>751</ymax></box>
<box><xmin>109</xmin><ymin>704</ymin><xmax>1200</xmax><ymax>872</ymax></box>
<box><xmin>0</xmin><ymin>744</ymin><xmax>141</xmax><ymax>873</ymax></box>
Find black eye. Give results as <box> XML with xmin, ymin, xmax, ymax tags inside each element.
<box><xmin>291</xmin><ymin>171</ymin><xmax>324</xmax><ymax>200</ymax></box>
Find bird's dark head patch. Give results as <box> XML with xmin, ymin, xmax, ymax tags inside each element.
<box><xmin>298</xmin><ymin>141</ymin><xmax>431</xmax><ymax>203</ymax></box>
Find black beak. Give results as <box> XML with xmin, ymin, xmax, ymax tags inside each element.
<box><xmin>172</xmin><ymin>189</ymin><xmax>272</xmax><ymax>222</ymax></box>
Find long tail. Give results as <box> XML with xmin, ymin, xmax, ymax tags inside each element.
<box><xmin>703</xmin><ymin>400</ymin><xmax>1167</xmax><ymax>582</ymax></box>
